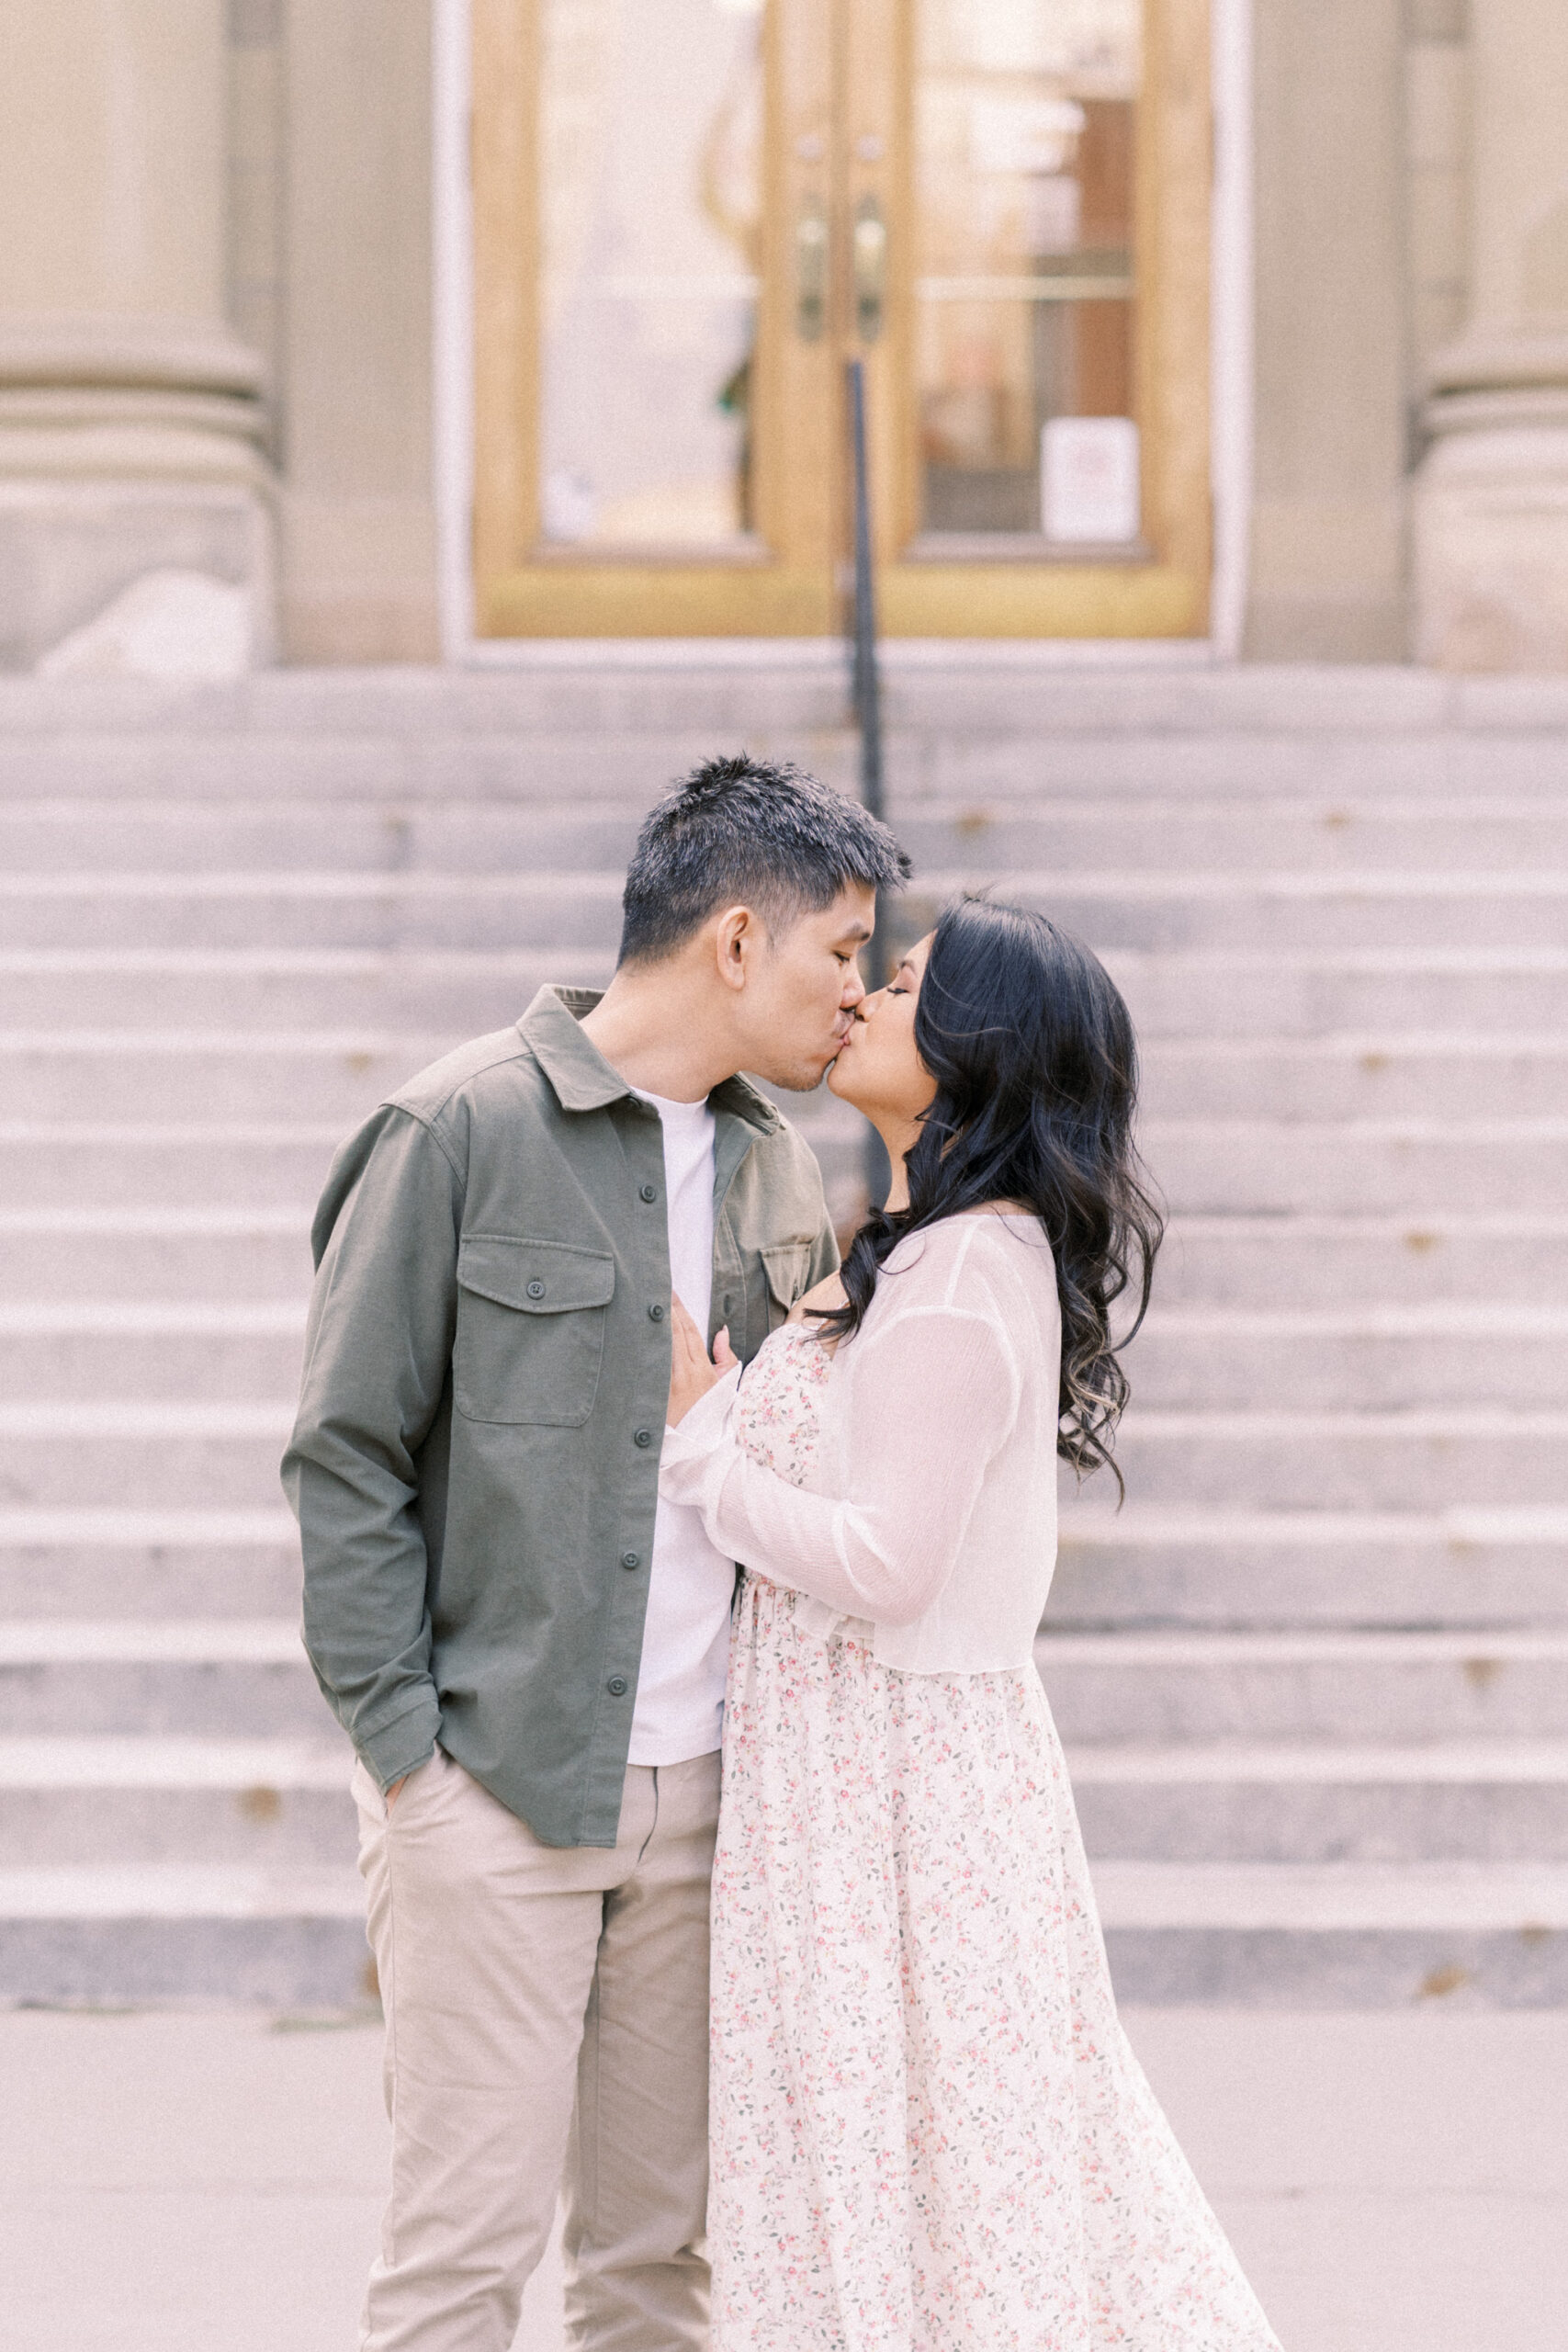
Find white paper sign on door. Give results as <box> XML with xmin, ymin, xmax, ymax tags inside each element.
<box><xmin>1042</xmin><ymin>416</ymin><xmax>1141</xmax><ymax>543</ymax></box>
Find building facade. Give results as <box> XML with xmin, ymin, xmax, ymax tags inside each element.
<box><xmin>1</xmin><ymin>0</ymin><xmax>1565</xmax><ymax>675</ymax></box>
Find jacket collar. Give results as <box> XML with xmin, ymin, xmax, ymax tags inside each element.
<box><xmin>518</xmin><ymin>986</ymin><xmax>783</xmax><ymax>1136</ymax></box>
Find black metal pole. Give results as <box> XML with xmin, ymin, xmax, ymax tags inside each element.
<box><xmin>846</xmin><ymin>357</ymin><xmax>893</xmax><ymax>1210</ymax></box>
<box><xmin>846</xmin><ymin>357</ymin><xmax>884</xmax><ymax>823</ymax></box>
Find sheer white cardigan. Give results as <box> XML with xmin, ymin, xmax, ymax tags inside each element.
<box><xmin>658</xmin><ymin>1211</ymin><xmax>1063</xmax><ymax>1676</ymax></box>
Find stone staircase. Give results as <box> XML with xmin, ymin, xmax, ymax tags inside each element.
<box><xmin>2</xmin><ymin>657</ymin><xmax>1566</xmax><ymax>2007</ymax></box>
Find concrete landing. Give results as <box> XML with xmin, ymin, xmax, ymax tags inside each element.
<box><xmin>2</xmin><ymin>2004</ymin><xmax>1562</xmax><ymax>2352</ymax></box>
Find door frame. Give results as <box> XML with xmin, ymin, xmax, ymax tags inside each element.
<box><xmin>432</xmin><ymin>0</ymin><xmax>1255</xmax><ymax>657</ymax></box>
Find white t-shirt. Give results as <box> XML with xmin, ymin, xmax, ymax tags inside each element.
<box><xmin>627</xmin><ymin>1089</ymin><xmax>736</xmax><ymax>1765</ymax></box>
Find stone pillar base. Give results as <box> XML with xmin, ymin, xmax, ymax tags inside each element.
<box><xmin>1414</xmin><ymin>336</ymin><xmax>1568</xmax><ymax>673</ymax></box>
<box><xmin>0</xmin><ymin>320</ymin><xmax>276</xmax><ymax>676</ymax></box>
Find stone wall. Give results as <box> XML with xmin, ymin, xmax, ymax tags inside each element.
<box><xmin>1</xmin><ymin>2</ymin><xmax>1563</xmax><ymax>668</ymax></box>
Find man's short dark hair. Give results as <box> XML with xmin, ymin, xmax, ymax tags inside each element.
<box><xmin>617</xmin><ymin>753</ymin><xmax>911</xmax><ymax>967</ymax></box>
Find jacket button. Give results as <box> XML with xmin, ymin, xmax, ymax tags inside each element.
<box><xmin>526</xmin><ymin>1279</ymin><xmax>546</xmax><ymax>1299</ymax></box>
<box><xmin>621</xmin><ymin>1551</ymin><xmax>640</xmax><ymax>1570</ymax></box>
<box><xmin>606</xmin><ymin>1676</ymin><xmax>628</xmax><ymax>1697</ymax></box>
<box><xmin>648</xmin><ymin>1302</ymin><xmax>665</xmax><ymax>1321</ymax></box>
<box><xmin>639</xmin><ymin>1182</ymin><xmax>658</xmax><ymax>1203</ymax></box>
<box><xmin>634</xmin><ymin>1428</ymin><xmax>652</xmax><ymax>1447</ymax></box>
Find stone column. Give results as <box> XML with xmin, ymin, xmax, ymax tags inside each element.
<box><xmin>1245</xmin><ymin>0</ymin><xmax>1409</xmax><ymax>662</ymax></box>
<box><xmin>1415</xmin><ymin>0</ymin><xmax>1568</xmax><ymax>669</ymax></box>
<box><xmin>279</xmin><ymin>0</ymin><xmax>439</xmax><ymax>663</ymax></box>
<box><xmin>0</xmin><ymin>2</ymin><xmax>273</xmax><ymax>674</ymax></box>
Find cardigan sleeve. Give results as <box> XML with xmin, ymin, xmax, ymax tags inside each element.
<box><xmin>658</xmin><ymin>1305</ymin><xmax>1021</xmax><ymax>1627</ymax></box>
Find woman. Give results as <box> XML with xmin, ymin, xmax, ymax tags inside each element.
<box><xmin>661</xmin><ymin>899</ymin><xmax>1282</xmax><ymax>2351</ymax></box>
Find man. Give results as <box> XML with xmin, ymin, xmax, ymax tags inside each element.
<box><xmin>282</xmin><ymin>754</ymin><xmax>909</xmax><ymax>2350</ymax></box>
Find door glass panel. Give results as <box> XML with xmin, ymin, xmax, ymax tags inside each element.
<box><xmin>914</xmin><ymin>0</ymin><xmax>1141</xmax><ymax>545</ymax></box>
<box><xmin>539</xmin><ymin>0</ymin><xmax>765</xmax><ymax>548</ymax></box>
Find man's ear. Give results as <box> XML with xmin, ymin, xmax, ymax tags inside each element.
<box><xmin>713</xmin><ymin>904</ymin><xmax>758</xmax><ymax>993</ymax></box>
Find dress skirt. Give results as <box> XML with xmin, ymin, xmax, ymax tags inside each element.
<box><xmin>709</xmin><ymin>1571</ymin><xmax>1281</xmax><ymax>2352</ymax></box>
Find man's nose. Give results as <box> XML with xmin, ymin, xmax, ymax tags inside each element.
<box><xmin>843</xmin><ymin>959</ymin><xmax>868</xmax><ymax>1007</ymax></box>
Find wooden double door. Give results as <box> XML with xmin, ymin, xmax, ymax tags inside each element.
<box><xmin>473</xmin><ymin>0</ymin><xmax>1209</xmax><ymax>638</ymax></box>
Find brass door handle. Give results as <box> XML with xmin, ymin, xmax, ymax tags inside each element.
<box><xmin>852</xmin><ymin>196</ymin><xmax>886</xmax><ymax>343</ymax></box>
<box><xmin>795</xmin><ymin>198</ymin><xmax>829</xmax><ymax>342</ymax></box>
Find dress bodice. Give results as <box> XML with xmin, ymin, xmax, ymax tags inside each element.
<box><xmin>660</xmin><ymin>1213</ymin><xmax>1064</xmax><ymax>1676</ymax></box>
<box><xmin>734</xmin><ymin>1322</ymin><xmax>834</xmax><ymax>1492</ymax></box>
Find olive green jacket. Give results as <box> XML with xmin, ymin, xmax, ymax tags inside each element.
<box><xmin>282</xmin><ymin>986</ymin><xmax>839</xmax><ymax>1848</ymax></box>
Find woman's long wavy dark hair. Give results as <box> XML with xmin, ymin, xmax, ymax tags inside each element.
<box><xmin>814</xmin><ymin>898</ymin><xmax>1165</xmax><ymax>1497</ymax></box>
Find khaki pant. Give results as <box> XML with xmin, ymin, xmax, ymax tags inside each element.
<box><xmin>352</xmin><ymin>1742</ymin><xmax>720</xmax><ymax>2352</ymax></box>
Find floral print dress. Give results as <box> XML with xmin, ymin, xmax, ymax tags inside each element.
<box><xmin>709</xmin><ymin>1322</ymin><xmax>1281</xmax><ymax>2352</ymax></box>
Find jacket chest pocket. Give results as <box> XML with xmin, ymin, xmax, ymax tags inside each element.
<box><xmin>455</xmin><ymin>1237</ymin><xmax>616</xmax><ymax>1427</ymax></box>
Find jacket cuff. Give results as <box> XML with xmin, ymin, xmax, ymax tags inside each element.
<box><xmin>357</xmin><ymin>1692</ymin><xmax>441</xmax><ymax>1792</ymax></box>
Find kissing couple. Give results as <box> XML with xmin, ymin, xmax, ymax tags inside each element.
<box><xmin>285</xmin><ymin>755</ymin><xmax>1280</xmax><ymax>2350</ymax></box>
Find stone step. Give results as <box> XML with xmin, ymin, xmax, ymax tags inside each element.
<box><xmin>1113</xmin><ymin>950</ymin><xmax>1568</xmax><ymax>1039</ymax></box>
<box><xmin>0</xmin><ymin>656</ymin><xmax>1562</xmax><ymax>749</ymax></box>
<box><xmin>1018</xmin><ymin>875</ymin><xmax>1568</xmax><ymax>955</ymax></box>
<box><xmin>0</xmin><ymin>1308</ymin><xmax>306</xmax><ymax>1403</ymax></box>
<box><xmin>918</xmin><ymin>731</ymin><xmax>1568</xmax><ymax>801</ymax></box>
<box><xmin>1103</xmin><ymin>1409</ymin><xmax>1568</xmax><ymax>1512</ymax></box>
<box><xmin>8</xmin><ymin>1029</ymin><xmax>1562</xmax><ymax>1127</ymax></box>
<box><xmin>0</xmin><ymin>801</ymin><xmax>647</xmax><ymax>873</ymax></box>
<box><xmin>4</xmin><ymin>1302</ymin><xmax>1562</xmax><ymax>1414</ymax></box>
<box><xmin>0</xmin><ymin>1408</ymin><xmax>297</xmax><ymax>1510</ymax></box>
<box><xmin>0</xmin><ymin>1871</ymin><xmax>368</xmax><ymax>2004</ymax></box>
<box><xmin>0</xmin><ymin>871</ymin><xmax>626</xmax><ymax>954</ymax></box>
<box><xmin>6</xmin><ymin>720</ymin><xmax>1567</xmax><ymax>805</ymax></box>
<box><xmin>1125</xmin><ymin>1306</ymin><xmax>1568</xmax><ymax>1410</ymax></box>
<box><xmin>0</xmin><ymin>732</ymin><xmax>794</xmax><ymax>805</ymax></box>
<box><xmin>6</xmin><ymin>1726</ymin><xmax>1562</xmax><ymax>1870</ymax></box>
<box><xmin>2</xmin><ymin>1399</ymin><xmax>1562</xmax><ymax>1515</ymax></box>
<box><xmin>1049</xmin><ymin>1507</ymin><xmax>1568</xmax><ymax>1629</ymax></box>
<box><xmin>0</xmin><ymin>1119</ymin><xmax>866</xmax><ymax>1221</ymax></box>
<box><xmin>1091</xmin><ymin>1860</ymin><xmax>1568</xmax><ymax>2007</ymax></box>
<box><xmin>6</xmin><ymin>1505</ymin><xmax>1557</xmax><ymax>1633</ymax></box>
<box><xmin>6</xmin><ymin>795</ymin><xmax>1568</xmax><ymax>876</ymax></box>
<box><xmin>0</xmin><ymin>950</ymin><xmax>597</xmax><ymax>1037</ymax></box>
<box><xmin>6</xmin><ymin>869</ymin><xmax>1567</xmax><ymax>955</ymax></box>
<box><xmin>0</xmin><ymin>1736</ymin><xmax>355</xmax><ymax>1866</ymax></box>
<box><xmin>1069</xmin><ymin>1738</ymin><xmax>1568</xmax><ymax>1862</ymax></box>
<box><xmin>0</xmin><ymin>1512</ymin><xmax>300</xmax><ymax>1618</ymax></box>
<box><xmin>1</xmin><ymin>1116</ymin><xmax>1553</xmax><ymax>1219</ymax></box>
<box><xmin>1145</xmin><ymin>1120</ymin><xmax>1568</xmax><ymax>1216</ymax></box>
<box><xmin>0</xmin><ymin>1620</ymin><xmax>321</xmax><ymax>1735</ymax></box>
<box><xmin>5</xmin><ymin>1209</ymin><xmax>1558</xmax><ymax>1312</ymax></box>
<box><xmin>0</xmin><ymin>1209</ymin><xmax>314</xmax><ymax>1303</ymax></box>
<box><xmin>0</xmin><ymin>1863</ymin><xmax>370</xmax><ymax>2007</ymax></box>
<box><xmin>1154</xmin><ymin>1214</ymin><xmax>1568</xmax><ymax>1306</ymax></box>
<box><xmin>0</xmin><ymin>1125</ymin><xmax>349</xmax><ymax>1209</ymax></box>
<box><xmin>907</xmin><ymin>801</ymin><xmax>1568</xmax><ymax>872</ymax></box>
<box><xmin>1035</xmin><ymin>1631</ymin><xmax>1568</xmax><ymax>1741</ymax></box>
<box><xmin>1139</xmin><ymin>1037</ymin><xmax>1568</xmax><ymax>1122</ymax></box>
<box><xmin>0</xmin><ymin>1035</ymin><xmax>455</xmax><ymax>1125</ymax></box>
<box><xmin>14</xmin><ymin>1620</ymin><xmax>1567</xmax><ymax>1743</ymax></box>
<box><xmin>3</xmin><ymin>1857</ymin><xmax>1564</xmax><ymax>2008</ymax></box>
<box><xmin>4</xmin><ymin>1503</ymin><xmax>1556</xmax><ymax>1634</ymax></box>
<box><xmin>5</xmin><ymin>946</ymin><xmax>1568</xmax><ymax>1043</ymax></box>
